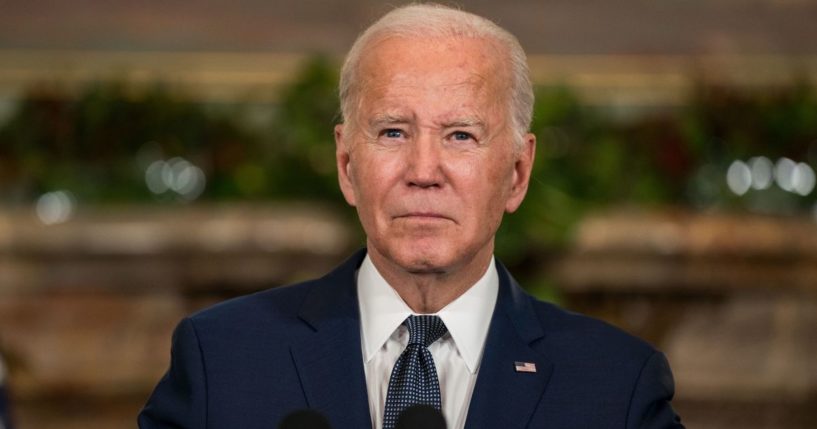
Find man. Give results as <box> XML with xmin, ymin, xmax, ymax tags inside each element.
<box><xmin>140</xmin><ymin>4</ymin><xmax>683</xmax><ymax>428</ymax></box>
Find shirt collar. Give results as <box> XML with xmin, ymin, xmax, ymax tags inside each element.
<box><xmin>357</xmin><ymin>253</ymin><xmax>499</xmax><ymax>374</ymax></box>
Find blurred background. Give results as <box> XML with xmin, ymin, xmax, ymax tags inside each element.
<box><xmin>1</xmin><ymin>0</ymin><xmax>816</xmax><ymax>428</ymax></box>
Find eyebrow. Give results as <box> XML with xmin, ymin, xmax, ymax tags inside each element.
<box><xmin>367</xmin><ymin>113</ymin><xmax>487</xmax><ymax>132</ymax></box>
<box><xmin>441</xmin><ymin>117</ymin><xmax>487</xmax><ymax>133</ymax></box>
<box><xmin>368</xmin><ymin>113</ymin><xmax>412</xmax><ymax>127</ymax></box>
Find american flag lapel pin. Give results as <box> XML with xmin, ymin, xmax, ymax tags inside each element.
<box><xmin>514</xmin><ymin>361</ymin><xmax>537</xmax><ymax>373</ymax></box>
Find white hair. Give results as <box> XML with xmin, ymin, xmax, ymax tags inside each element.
<box><xmin>338</xmin><ymin>3</ymin><xmax>534</xmax><ymax>146</ymax></box>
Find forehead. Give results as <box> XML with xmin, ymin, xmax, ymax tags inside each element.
<box><xmin>356</xmin><ymin>36</ymin><xmax>509</xmax><ymax>115</ymax></box>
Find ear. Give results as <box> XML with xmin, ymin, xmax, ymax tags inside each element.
<box><xmin>505</xmin><ymin>132</ymin><xmax>536</xmax><ymax>213</ymax></box>
<box><xmin>335</xmin><ymin>123</ymin><xmax>357</xmax><ymax>207</ymax></box>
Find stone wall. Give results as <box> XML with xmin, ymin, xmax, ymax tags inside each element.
<box><xmin>553</xmin><ymin>210</ymin><xmax>817</xmax><ymax>429</ymax></box>
<box><xmin>0</xmin><ymin>204</ymin><xmax>356</xmax><ymax>429</ymax></box>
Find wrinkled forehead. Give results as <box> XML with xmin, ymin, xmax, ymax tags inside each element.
<box><xmin>363</xmin><ymin>36</ymin><xmax>507</xmax><ymax>78</ymax></box>
<box><xmin>354</xmin><ymin>36</ymin><xmax>512</xmax><ymax>115</ymax></box>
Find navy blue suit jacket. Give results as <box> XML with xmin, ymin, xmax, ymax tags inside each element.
<box><xmin>139</xmin><ymin>250</ymin><xmax>683</xmax><ymax>428</ymax></box>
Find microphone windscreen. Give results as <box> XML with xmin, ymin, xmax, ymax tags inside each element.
<box><xmin>278</xmin><ymin>409</ymin><xmax>332</xmax><ymax>429</ymax></box>
<box><xmin>395</xmin><ymin>404</ymin><xmax>447</xmax><ymax>429</ymax></box>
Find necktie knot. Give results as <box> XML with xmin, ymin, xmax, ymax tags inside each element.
<box><xmin>404</xmin><ymin>315</ymin><xmax>448</xmax><ymax>347</ymax></box>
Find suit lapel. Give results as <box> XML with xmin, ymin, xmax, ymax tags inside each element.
<box><xmin>465</xmin><ymin>262</ymin><xmax>554</xmax><ymax>429</ymax></box>
<box><xmin>287</xmin><ymin>251</ymin><xmax>553</xmax><ymax>428</ymax></box>
<box><xmin>289</xmin><ymin>250</ymin><xmax>373</xmax><ymax>428</ymax></box>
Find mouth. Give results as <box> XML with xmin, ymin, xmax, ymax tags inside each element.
<box><xmin>394</xmin><ymin>212</ymin><xmax>453</xmax><ymax>222</ymax></box>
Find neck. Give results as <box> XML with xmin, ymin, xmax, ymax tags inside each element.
<box><xmin>367</xmin><ymin>245</ymin><xmax>494</xmax><ymax>313</ymax></box>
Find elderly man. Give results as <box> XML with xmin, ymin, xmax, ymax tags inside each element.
<box><xmin>140</xmin><ymin>4</ymin><xmax>683</xmax><ymax>429</ymax></box>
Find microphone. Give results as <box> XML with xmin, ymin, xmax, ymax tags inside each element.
<box><xmin>395</xmin><ymin>404</ymin><xmax>447</xmax><ymax>429</ymax></box>
<box><xmin>278</xmin><ymin>409</ymin><xmax>332</xmax><ymax>429</ymax></box>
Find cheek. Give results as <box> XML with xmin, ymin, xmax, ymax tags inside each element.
<box><xmin>447</xmin><ymin>161</ymin><xmax>507</xmax><ymax>226</ymax></box>
<box><xmin>465</xmin><ymin>156</ymin><xmax>514</xmax><ymax>196</ymax></box>
<box><xmin>351</xmin><ymin>154</ymin><xmax>396</xmax><ymax>206</ymax></box>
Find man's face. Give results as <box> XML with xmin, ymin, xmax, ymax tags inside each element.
<box><xmin>335</xmin><ymin>36</ymin><xmax>535</xmax><ymax>276</ymax></box>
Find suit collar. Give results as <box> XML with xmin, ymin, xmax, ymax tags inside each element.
<box><xmin>357</xmin><ymin>253</ymin><xmax>499</xmax><ymax>374</ymax></box>
<box><xmin>496</xmin><ymin>261</ymin><xmax>546</xmax><ymax>344</ymax></box>
<box><xmin>290</xmin><ymin>249</ymin><xmax>372</xmax><ymax>428</ymax></box>
<box><xmin>297</xmin><ymin>249</ymin><xmax>367</xmax><ymax>329</ymax></box>
<box><xmin>291</xmin><ymin>249</ymin><xmax>554</xmax><ymax>429</ymax></box>
<box><xmin>465</xmin><ymin>261</ymin><xmax>554</xmax><ymax>429</ymax></box>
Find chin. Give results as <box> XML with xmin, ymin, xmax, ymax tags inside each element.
<box><xmin>403</xmin><ymin>257</ymin><xmax>447</xmax><ymax>274</ymax></box>
<box><xmin>390</xmin><ymin>241</ymin><xmax>458</xmax><ymax>274</ymax></box>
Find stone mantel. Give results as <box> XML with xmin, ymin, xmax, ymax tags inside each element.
<box><xmin>552</xmin><ymin>209</ymin><xmax>817</xmax><ymax>429</ymax></box>
<box><xmin>555</xmin><ymin>209</ymin><xmax>817</xmax><ymax>294</ymax></box>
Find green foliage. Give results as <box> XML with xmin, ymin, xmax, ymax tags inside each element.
<box><xmin>0</xmin><ymin>81</ymin><xmax>256</xmax><ymax>202</ymax></box>
<box><xmin>1</xmin><ymin>56</ymin><xmax>816</xmax><ymax>255</ymax></box>
<box><xmin>682</xmin><ymin>81</ymin><xmax>817</xmax><ymax>161</ymax></box>
<box><xmin>0</xmin><ymin>57</ymin><xmax>349</xmax><ymax>207</ymax></box>
<box><xmin>496</xmin><ymin>81</ymin><xmax>817</xmax><ymax>271</ymax></box>
<box><xmin>2</xmin><ymin>55</ymin><xmax>816</xmax><ymax>302</ymax></box>
<box><xmin>263</xmin><ymin>56</ymin><xmax>343</xmax><ymax>202</ymax></box>
<box><xmin>679</xmin><ymin>82</ymin><xmax>817</xmax><ymax>211</ymax></box>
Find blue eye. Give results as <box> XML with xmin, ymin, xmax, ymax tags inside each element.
<box><xmin>384</xmin><ymin>129</ymin><xmax>404</xmax><ymax>138</ymax></box>
<box><xmin>452</xmin><ymin>131</ymin><xmax>473</xmax><ymax>141</ymax></box>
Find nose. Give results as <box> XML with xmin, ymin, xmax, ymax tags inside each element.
<box><xmin>405</xmin><ymin>132</ymin><xmax>444</xmax><ymax>188</ymax></box>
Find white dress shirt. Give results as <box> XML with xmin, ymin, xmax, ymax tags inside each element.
<box><xmin>357</xmin><ymin>254</ymin><xmax>499</xmax><ymax>429</ymax></box>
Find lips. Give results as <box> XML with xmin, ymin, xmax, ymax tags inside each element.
<box><xmin>393</xmin><ymin>212</ymin><xmax>456</xmax><ymax>227</ymax></box>
<box><xmin>398</xmin><ymin>212</ymin><xmax>449</xmax><ymax>219</ymax></box>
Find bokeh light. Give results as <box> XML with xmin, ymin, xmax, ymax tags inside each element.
<box><xmin>774</xmin><ymin>157</ymin><xmax>797</xmax><ymax>192</ymax></box>
<box><xmin>726</xmin><ymin>160</ymin><xmax>751</xmax><ymax>196</ymax></box>
<box><xmin>792</xmin><ymin>162</ymin><xmax>815</xmax><ymax>196</ymax></box>
<box><xmin>144</xmin><ymin>157</ymin><xmax>206</xmax><ymax>201</ymax></box>
<box><xmin>748</xmin><ymin>156</ymin><xmax>773</xmax><ymax>190</ymax></box>
<box><xmin>728</xmin><ymin>157</ymin><xmax>815</xmax><ymax>198</ymax></box>
<box><xmin>35</xmin><ymin>190</ymin><xmax>75</xmax><ymax>225</ymax></box>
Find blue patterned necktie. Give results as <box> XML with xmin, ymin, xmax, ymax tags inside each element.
<box><xmin>382</xmin><ymin>315</ymin><xmax>448</xmax><ymax>429</ymax></box>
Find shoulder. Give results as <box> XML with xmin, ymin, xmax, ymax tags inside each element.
<box><xmin>527</xmin><ymin>296</ymin><xmax>658</xmax><ymax>365</ymax></box>
<box><xmin>183</xmin><ymin>275</ymin><xmax>332</xmax><ymax>341</ymax></box>
<box><xmin>524</xmin><ymin>296</ymin><xmax>675</xmax><ymax>412</ymax></box>
<box><xmin>186</xmin><ymin>250</ymin><xmax>365</xmax><ymax>331</ymax></box>
<box><xmin>496</xmin><ymin>258</ymin><xmax>658</xmax><ymax>364</ymax></box>
<box><xmin>191</xmin><ymin>279</ymin><xmax>314</xmax><ymax>323</ymax></box>
<box><xmin>516</xmin><ymin>294</ymin><xmax>682</xmax><ymax>427</ymax></box>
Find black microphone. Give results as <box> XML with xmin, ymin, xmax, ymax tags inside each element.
<box><xmin>395</xmin><ymin>404</ymin><xmax>447</xmax><ymax>429</ymax></box>
<box><xmin>278</xmin><ymin>409</ymin><xmax>332</xmax><ymax>429</ymax></box>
